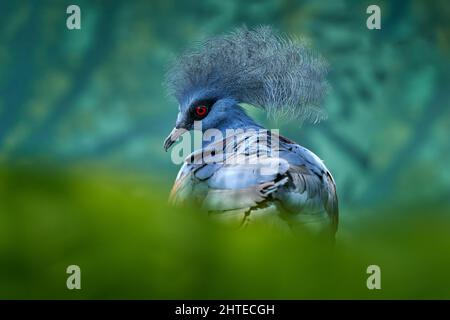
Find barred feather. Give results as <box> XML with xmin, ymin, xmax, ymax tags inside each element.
<box><xmin>164</xmin><ymin>26</ymin><xmax>329</xmax><ymax>122</ymax></box>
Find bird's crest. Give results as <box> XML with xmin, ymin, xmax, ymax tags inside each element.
<box><xmin>164</xmin><ymin>26</ymin><xmax>329</xmax><ymax>122</ymax></box>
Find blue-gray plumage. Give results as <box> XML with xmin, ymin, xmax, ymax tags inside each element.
<box><xmin>163</xmin><ymin>26</ymin><xmax>338</xmax><ymax>236</ymax></box>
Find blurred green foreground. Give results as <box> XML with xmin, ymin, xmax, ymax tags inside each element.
<box><xmin>0</xmin><ymin>166</ymin><xmax>449</xmax><ymax>299</ymax></box>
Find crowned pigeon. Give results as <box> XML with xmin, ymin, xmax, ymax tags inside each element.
<box><xmin>163</xmin><ymin>26</ymin><xmax>338</xmax><ymax>237</ymax></box>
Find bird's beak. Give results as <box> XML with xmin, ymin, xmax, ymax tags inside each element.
<box><xmin>163</xmin><ymin>127</ymin><xmax>186</xmax><ymax>152</ymax></box>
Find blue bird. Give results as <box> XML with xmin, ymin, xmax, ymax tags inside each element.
<box><xmin>163</xmin><ymin>26</ymin><xmax>338</xmax><ymax>237</ymax></box>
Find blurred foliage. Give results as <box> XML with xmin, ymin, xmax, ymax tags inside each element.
<box><xmin>0</xmin><ymin>0</ymin><xmax>449</xmax><ymax>299</ymax></box>
<box><xmin>0</xmin><ymin>167</ymin><xmax>449</xmax><ymax>299</ymax></box>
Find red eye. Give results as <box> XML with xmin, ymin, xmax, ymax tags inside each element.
<box><xmin>195</xmin><ymin>105</ymin><xmax>208</xmax><ymax>118</ymax></box>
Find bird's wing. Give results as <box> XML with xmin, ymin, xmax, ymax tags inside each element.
<box><xmin>274</xmin><ymin>135</ymin><xmax>339</xmax><ymax>234</ymax></box>
<box><xmin>169</xmin><ymin>132</ymin><xmax>292</xmax><ymax>227</ymax></box>
<box><xmin>170</xmin><ymin>132</ymin><xmax>338</xmax><ymax>233</ymax></box>
<box><xmin>169</xmin><ymin>159</ymin><xmax>291</xmax><ymax>227</ymax></box>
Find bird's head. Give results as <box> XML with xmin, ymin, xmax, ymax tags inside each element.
<box><xmin>163</xmin><ymin>26</ymin><xmax>329</xmax><ymax>151</ymax></box>
<box><xmin>163</xmin><ymin>90</ymin><xmax>240</xmax><ymax>151</ymax></box>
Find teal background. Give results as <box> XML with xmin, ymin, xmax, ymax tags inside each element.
<box><xmin>0</xmin><ymin>0</ymin><xmax>449</xmax><ymax>299</ymax></box>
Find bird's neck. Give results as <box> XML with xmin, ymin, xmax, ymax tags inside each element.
<box><xmin>202</xmin><ymin>106</ymin><xmax>263</xmax><ymax>148</ymax></box>
<box><xmin>217</xmin><ymin>106</ymin><xmax>262</xmax><ymax>132</ymax></box>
